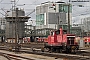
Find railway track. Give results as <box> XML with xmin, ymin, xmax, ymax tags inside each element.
<box><xmin>20</xmin><ymin>48</ymin><xmax>90</xmax><ymax>60</ymax></box>
<box><xmin>0</xmin><ymin>45</ymin><xmax>90</xmax><ymax>60</ymax></box>
<box><xmin>1</xmin><ymin>48</ymin><xmax>90</xmax><ymax>60</ymax></box>
<box><xmin>0</xmin><ymin>52</ymin><xmax>34</xmax><ymax>60</ymax></box>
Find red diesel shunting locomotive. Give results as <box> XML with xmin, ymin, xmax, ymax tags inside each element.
<box><xmin>44</xmin><ymin>28</ymin><xmax>79</xmax><ymax>53</ymax></box>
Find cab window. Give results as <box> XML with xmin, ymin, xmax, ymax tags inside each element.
<box><xmin>63</xmin><ymin>30</ymin><xmax>67</xmax><ymax>34</ymax></box>
<box><xmin>55</xmin><ymin>30</ymin><xmax>60</xmax><ymax>35</ymax></box>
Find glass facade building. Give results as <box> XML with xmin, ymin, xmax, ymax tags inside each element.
<box><xmin>36</xmin><ymin>14</ymin><xmax>44</xmax><ymax>25</ymax></box>
<box><xmin>36</xmin><ymin>1</ymin><xmax>72</xmax><ymax>30</ymax></box>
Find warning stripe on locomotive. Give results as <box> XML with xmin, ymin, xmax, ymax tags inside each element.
<box><xmin>67</xmin><ymin>36</ymin><xmax>75</xmax><ymax>37</ymax></box>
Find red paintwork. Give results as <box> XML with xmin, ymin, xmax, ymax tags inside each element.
<box><xmin>84</xmin><ymin>37</ymin><xmax>90</xmax><ymax>42</ymax></box>
<box><xmin>57</xmin><ymin>35</ymin><xmax>63</xmax><ymax>42</ymax></box>
<box><xmin>23</xmin><ymin>37</ymin><xmax>30</xmax><ymax>42</ymax></box>
<box><xmin>60</xmin><ymin>28</ymin><xmax>63</xmax><ymax>35</ymax></box>
<box><xmin>48</xmin><ymin>28</ymin><xmax>76</xmax><ymax>46</ymax></box>
<box><xmin>36</xmin><ymin>38</ymin><xmax>48</xmax><ymax>42</ymax></box>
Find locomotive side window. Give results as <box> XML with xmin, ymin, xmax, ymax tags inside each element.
<box><xmin>50</xmin><ymin>31</ymin><xmax>54</xmax><ymax>36</ymax></box>
<box><xmin>63</xmin><ymin>30</ymin><xmax>67</xmax><ymax>34</ymax></box>
<box><xmin>55</xmin><ymin>30</ymin><xmax>60</xmax><ymax>35</ymax></box>
<box><xmin>51</xmin><ymin>32</ymin><xmax>53</xmax><ymax>35</ymax></box>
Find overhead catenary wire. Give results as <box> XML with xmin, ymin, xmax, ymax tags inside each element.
<box><xmin>72</xmin><ymin>2</ymin><xmax>90</xmax><ymax>17</ymax></box>
<box><xmin>26</xmin><ymin>9</ymin><xmax>35</xmax><ymax>16</ymax></box>
<box><xmin>0</xmin><ymin>0</ymin><xmax>37</xmax><ymax>15</ymax></box>
<box><xmin>0</xmin><ymin>3</ymin><xmax>40</xmax><ymax>5</ymax></box>
<box><xmin>16</xmin><ymin>0</ymin><xmax>19</xmax><ymax>5</ymax></box>
<box><xmin>0</xmin><ymin>12</ymin><xmax>5</xmax><ymax>16</ymax></box>
<box><xmin>1</xmin><ymin>8</ymin><xmax>8</xmax><ymax>16</ymax></box>
<box><xmin>0</xmin><ymin>0</ymin><xmax>3</xmax><ymax>3</ymax></box>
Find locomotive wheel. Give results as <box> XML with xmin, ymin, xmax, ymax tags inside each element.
<box><xmin>56</xmin><ymin>49</ymin><xmax>60</xmax><ymax>53</ymax></box>
<box><xmin>44</xmin><ymin>48</ymin><xmax>50</xmax><ymax>52</ymax></box>
<box><xmin>50</xmin><ymin>47</ymin><xmax>55</xmax><ymax>52</ymax></box>
<box><xmin>71</xmin><ymin>49</ymin><xmax>76</xmax><ymax>54</ymax></box>
<box><xmin>59</xmin><ymin>49</ymin><xmax>62</xmax><ymax>53</ymax></box>
<box><xmin>66</xmin><ymin>49</ymin><xmax>71</xmax><ymax>53</ymax></box>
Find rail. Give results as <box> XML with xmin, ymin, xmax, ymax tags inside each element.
<box><xmin>0</xmin><ymin>52</ymin><xmax>34</xmax><ymax>60</ymax></box>
<box><xmin>0</xmin><ymin>43</ymin><xmax>90</xmax><ymax>60</ymax></box>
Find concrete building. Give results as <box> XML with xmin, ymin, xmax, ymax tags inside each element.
<box><xmin>0</xmin><ymin>18</ymin><xmax>6</xmax><ymax>30</ymax></box>
<box><xmin>36</xmin><ymin>1</ymin><xmax>72</xmax><ymax>30</ymax></box>
<box><xmin>5</xmin><ymin>8</ymin><xmax>30</xmax><ymax>43</ymax></box>
<box><xmin>0</xmin><ymin>18</ymin><xmax>6</xmax><ymax>42</ymax></box>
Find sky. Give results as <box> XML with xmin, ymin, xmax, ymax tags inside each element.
<box><xmin>0</xmin><ymin>0</ymin><xmax>90</xmax><ymax>25</ymax></box>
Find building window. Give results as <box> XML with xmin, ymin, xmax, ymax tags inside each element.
<box><xmin>59</xmin><ymin>4</ymin><xmax>72</xmax><ymax>13</ymax></box>
<box><xmin>36</xmin><ymin>14</ymin><xmax>44</xmax><ymax>25</ymax></box>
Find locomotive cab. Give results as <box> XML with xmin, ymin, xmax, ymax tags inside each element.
<box><xmin>66</xmin><ymin>35</ymin><xmax>79</xmax><ymax>53</ymax></box>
